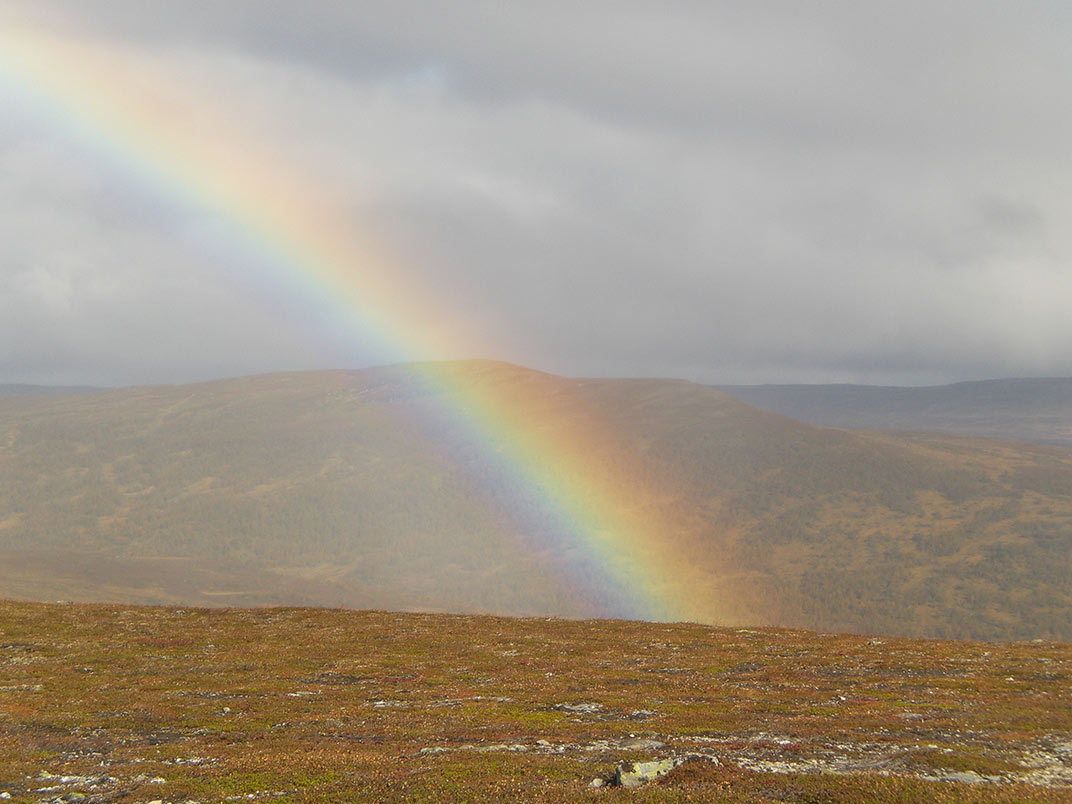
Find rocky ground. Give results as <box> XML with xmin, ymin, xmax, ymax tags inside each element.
<box><xmin>1</xmin><ymin>601</ymin><xmax>1070</xmax><ymax>802</ymax></box>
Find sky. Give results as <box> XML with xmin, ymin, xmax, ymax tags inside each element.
<box><xmin>2</xmin><ymin>1</ymin><xmax>1071</xmax><ymax>388</ymax></box>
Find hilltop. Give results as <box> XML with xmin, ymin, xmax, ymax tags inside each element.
<box><xmin>2</xmin><ymin>361</ymin><xmax>1071</xmax><ymax>640</ymax></box>
<box><xmin>0</xmin><ymin>601</ymin><xmax>1069</xmax><ymax>802</ymax></box>
<box><xmin>716</xmin><ymin>377</ymin><xmax>1072</xmax><ymax>447</ymax></box>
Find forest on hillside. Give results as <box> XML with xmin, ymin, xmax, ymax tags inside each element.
<box><xmin>2</xmin><ymin>364</ymin><xmax>1071</xmax><ymax>640</ymax></box>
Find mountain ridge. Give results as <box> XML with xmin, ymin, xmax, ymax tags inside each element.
<box><xmin>2</xmin><ymin>361</ymin><xmax>1071</xmax><ymax>640</ymax></box>
<box><xmin>715</xmin><ymin>376</ymin><xmax>1072</xmax><ymax>447</ymax></box>
<box><xmin>0</xmin><ymin>383</ymin><xmax>102</xmax><ymax>397</ymax></box>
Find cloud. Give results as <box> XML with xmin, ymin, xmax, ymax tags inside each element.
<box><xmin>2</xmin><ymin>1</ymin><xmax>1072</xmax><ymax>386</ymax></box>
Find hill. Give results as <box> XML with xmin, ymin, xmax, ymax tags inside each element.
<box><xmin>715</xmin><ymin>377</ymin><xmax>1072</xmax><ymax>447</ymax></box>
<box><xmin>0</xmin><ymin>383</ymin><xmax>101</xmax><ymax>397</ymax></box>
<box><xmin>2</xmin><ymin>361</ymin><xmax>1072</xmax><ymax>640</ymax></box>
<box><xmin>0</xmin><ymin>601</ymin><xmax>1069</xmax><ymax>802</ymax></box>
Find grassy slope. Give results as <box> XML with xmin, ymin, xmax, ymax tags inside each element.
<box><xmin>0</xmin><ymin>601</ymin><xmax>1069</xmax><ymax>803</ymax></box>
<box><xmin>2</xmin><ymin>361</ymin><xmax>1071</xmax><ymax>640</ymax></box>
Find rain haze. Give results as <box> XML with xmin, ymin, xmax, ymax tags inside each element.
<box><xmin>2</xmin><ymin>1</ymin><xmax>1071</xmax><ymax>388</ymax></box>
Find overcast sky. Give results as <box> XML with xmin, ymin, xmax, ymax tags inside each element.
<box><xmin>2</xmin><ymin>1</ymin><xmax>1071</xmax><ymax>387</ymax></box>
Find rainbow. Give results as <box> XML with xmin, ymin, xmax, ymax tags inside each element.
<box><xmin>0</xmin><ymin>11</ymin><xmax>723</xmax><ymax>623</ymax></box>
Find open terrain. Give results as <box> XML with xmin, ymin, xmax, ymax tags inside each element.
<box><xmin>2</xmin><ymin>361</ymin><xmax>1072</xmax><ymax>640</ymax></box>
<box><xmin>716</xmin><ymin>378</ymin><xmax>1072</xmax><ymax>448</ymax></box>
<box><xmin>0</xmin><ymin>601</ymin><xmax>1070</xmax><ymax>802</ymax></box>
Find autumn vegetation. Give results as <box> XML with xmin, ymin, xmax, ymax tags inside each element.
<box><xmin>1</xmin><ymin>362</ymin><xmax>1071</xmax><ymax>640</ymax></box>
<box><xmin>1</xmin><ymin>601</ymin><xmax>1070</xmax><ymax>802</ymax></box>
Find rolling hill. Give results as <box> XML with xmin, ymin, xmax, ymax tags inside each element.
<box><xmin>715</xmin><ymin>377</ymin><xmax>1072</xmax><ymax>447</ymax></box>
<box><xmin>0</xmin><ymin>383</ymin><xmax>100</xmax><ymax>397</ymax></box>
<box><xmin>2</xmin><ymin>361</ymin><xmax>1071</xmax><ymax>640</ymax></box>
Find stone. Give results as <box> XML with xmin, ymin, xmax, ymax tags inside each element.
<box><xmin>939</xmin><ymin>771</ymin><xmax>987</xmax><ymax>784</ymax></box>
<box><xmin>619</xmin><ymin>738</ymin><xmax>665</xmax><ymax>751</ymax></box>
<box><xmin>554</xmin><ymin>702</ymin><xmax>603</xmax><ymax>714</ymax></box>
<box><xmin>611</xmin><ymin>754</ymin><xmax>719</xmax><ymax>788</ymax></box>
<box><xmin>616</xmin><ymin>758</ymin><xmax>681</xmax><ymax>788</ymax></box>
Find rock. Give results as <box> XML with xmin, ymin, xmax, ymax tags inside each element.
<box><xmin>418</xmin><ymin>747</ymin><xmax>449</xmax><ymax>755</ymax></box>
<box><xmin>553</xmin><ymin>702</ymin><xmax>603</xmax><ymax>714</ymax></box>
<box><xmin>588</xmin><ymin>777</ymin><xmax>604</xmax><ymax>788</ymax></box>
<box><xmin>939</xmin><ymin>771</ymin><xmax>987</xmax><ymax>784</ymax></box>
<box><xmin>371</xmin><ymin>699</ymin><xmax>406</xmax><ymax>708</ymax></box>
<box><xmin>610</xmin><ymin>754</ymin><xmax>719</xmax><ymax>788</ymax></box>
<box><xmin>619</xmin><ymin>738</ymin><xmax>665</xmax><ymax>751</ymax></box>
<box><xmin>615</xmin><ymin>758</ymin><xmax>682</xmax><ymax>788</ymax></box>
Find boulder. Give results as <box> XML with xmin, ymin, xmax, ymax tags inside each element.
<box><xmin>609</xmin><ymin>754</ymin><xmax>720</xmax><ymax>788</ymax></box>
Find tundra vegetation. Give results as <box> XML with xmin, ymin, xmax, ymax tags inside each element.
<box><xmin>1</xmin><ymin>601</ymin><xmax>1070</xmax><ymax>802</ymax></box>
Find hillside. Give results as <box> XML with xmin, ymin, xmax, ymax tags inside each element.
<box><xmin>2</xmin><ymin>361</ymin><xmax>1072</xmax><ymax>640</ymax></box>
<box><xmin>0</xmin><ymin>601</ymin><xmax>1069</xmax><ymax>802</ymax></box>
<box><xmin>715</xmin><ymin>377</ymin><xmax>1072</xmax><ymax>447</ymax></box>
<box><xmin>0</xmin><ymin>384</ymin><xmax>101</xmax><ymax>397</ymax></box>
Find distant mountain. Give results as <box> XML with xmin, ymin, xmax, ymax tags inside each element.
<box><xmin>2</xmin><ymin>362</ymin><xmax>1071</xmax><ymax>640</ymax></box>
<box><xmin>0</xmin><ymin>383</ymin><xmax>101</xmax><ymax>397</ymax></box>
<box><xmin>715</xmin><ymin>377</ymin><xmax>1072</xmax><ymax>447</ymax></box>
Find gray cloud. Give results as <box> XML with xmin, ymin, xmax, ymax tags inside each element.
<box><xmin>2</xmin><ymin>1</ymin><xmax>1071</xmax><ymax>386</ymax></box>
